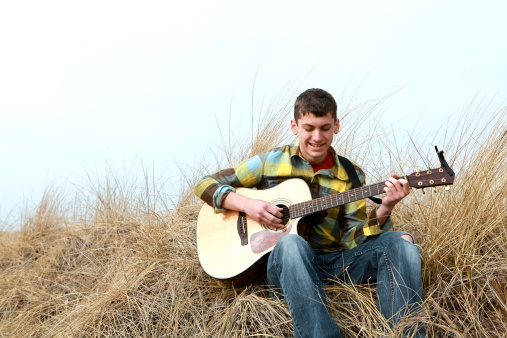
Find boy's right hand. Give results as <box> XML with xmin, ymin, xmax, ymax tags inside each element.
<box><xmin>222</xmin><ymin>192</ymin><xmax>284</xmax><ymax>231</ymax></box>
<box><xmin>243</xmin><ymin>199</ymin><xmax>284</xmax><ymax>231</ymax></box>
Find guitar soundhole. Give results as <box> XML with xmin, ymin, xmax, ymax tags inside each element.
<box><xmin>276</xmin><ymin>204</ymin><xmax>290</xmax><ymax>229</ymax></box>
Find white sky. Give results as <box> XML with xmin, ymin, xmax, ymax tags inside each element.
<box><xmin>1</xmin><ymin>0</ymin><xmax>506</xmax><ymax>228</ymax></box>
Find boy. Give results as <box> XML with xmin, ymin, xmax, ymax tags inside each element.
<box><xmin>194</xmin><ymin>88</ymin><xmax>425</xmax><ymax>337</ymax></box>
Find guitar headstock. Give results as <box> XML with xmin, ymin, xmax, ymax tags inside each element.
<box><xmin>407</xmin><ymin>167</ymin><xmax>455</xmax><ymax>189</ymax></box>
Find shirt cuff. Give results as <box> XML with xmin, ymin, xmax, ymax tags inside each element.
<box><xmin>364</xmin><ymin>206</ymin><xmax>392</xmax><ymax>236</ymax></box>
<box><xmin>363</xmin><ymin>223</ymin><xmax>381</xmax><ymax>236</ymax></box>
<box><xmin>213</xmin><ymin>185</ymin><xmax>236</xmax><ymax>213</ymax></box>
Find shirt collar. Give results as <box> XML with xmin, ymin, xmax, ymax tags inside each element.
<box><xmin>289</xmin><ymin>142</ymin><xmax>349</xmax><ymax>181</ymax></box>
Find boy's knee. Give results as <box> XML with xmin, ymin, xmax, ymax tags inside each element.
<box><xmin>401</xmin><ymin>234</ymin><xmax>414</xmax><ymax>243</ymax></box>
<box><xmin>273</xmin><ymin>234</ymin><xmax>313</xmax><ymax>262</ymax></box>
<box><xmin>277</xmin><ymin>234</ymin><xmax>307</xmax><ymax>252</ymax></box>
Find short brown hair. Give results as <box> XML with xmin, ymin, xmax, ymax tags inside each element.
<box><xmin>294</xmin><ymin>88</ymin><xmax>337</xmax><ymax>121</ymax></box>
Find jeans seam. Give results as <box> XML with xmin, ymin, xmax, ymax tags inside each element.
<box><xmin>351</xmin><ymin>243</ymin><xmax>396</xmax><ymax>311</ymax></box>
<box><xmin>382</xmin><ymin>245</ymin><xmax>396</xmax><ymax>309</ymax></box>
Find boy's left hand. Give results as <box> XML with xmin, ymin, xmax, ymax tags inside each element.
<box><xmin>381</xmin><ymin>173</ymin><xmax>410</xmax><ymax>210</ymax></box>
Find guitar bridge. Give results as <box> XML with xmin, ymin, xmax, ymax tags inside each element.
<box><xmin>237</xmin><ymin>212</ymin><xmax>248</xmax><ymax>246</ymax></box>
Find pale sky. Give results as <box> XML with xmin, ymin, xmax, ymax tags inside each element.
<box><xmin>1</xmin><ymin>0</ymin><xmax>506</xmax><ymax>228</ymax></box>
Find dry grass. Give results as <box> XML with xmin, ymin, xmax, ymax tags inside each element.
<box><xmin>1</xmin><ymin>95</ymin><xmax>506</xmax><ymax>337</ymax></box>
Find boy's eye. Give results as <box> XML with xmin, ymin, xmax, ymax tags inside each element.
<box><xmin>304</xmin><ymin>127</ymin><xmax>330</xmax><ymax>132</ymax></box>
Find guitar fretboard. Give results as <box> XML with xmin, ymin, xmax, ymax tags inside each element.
<box><xmin>289</xmin><ymin>182</ymin><xmax>385</xmax><ymax>219</ymax></box>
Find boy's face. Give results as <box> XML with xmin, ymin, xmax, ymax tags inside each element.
<box><xmin>290</xmin><ymin>112</ymin><xmax>340</xmax><ymax>164</ymax></box>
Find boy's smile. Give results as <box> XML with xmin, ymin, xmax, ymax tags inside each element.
<box><xmin>290</xmin><ymin>112</ymin><xmax>340</xmax><ymax>164</ymax></box>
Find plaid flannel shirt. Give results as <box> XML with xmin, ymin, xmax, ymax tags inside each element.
<box><xmin>194</xmin><ymin>144</ymin><xmax>392</xmax><ymax>252</ymax></box>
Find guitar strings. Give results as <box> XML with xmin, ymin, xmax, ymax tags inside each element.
<box><xmin>288</xmin><ymin>182</ymin><xmax>386</xmax><ymax>218</ymax></box>
<box><xmin>282</xmin><ymin>169</ymin><xmax>443</xmax><ymax>219</ymax></box>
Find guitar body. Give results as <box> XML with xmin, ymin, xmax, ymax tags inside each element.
<box><xmin>196</xmin><ymin>178</ymin><xmax>311</xmax><ymax>283</ymax></box>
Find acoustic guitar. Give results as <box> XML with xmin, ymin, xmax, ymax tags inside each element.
<box><xmin>196</xmin><ymin>162</ymin><xmax>454</xmax><ymax>284</ymax></box>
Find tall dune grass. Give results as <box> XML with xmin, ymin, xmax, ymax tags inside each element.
<box><xmin>0</xmin><ymin>95</ymin><xmax>506</xmax><ymax>337</ymax></box>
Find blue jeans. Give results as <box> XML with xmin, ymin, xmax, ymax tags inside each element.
<box><xmin>267</xmin><ymin>232</ymin><xmax>426</xmax><ymax>337</ymax></box>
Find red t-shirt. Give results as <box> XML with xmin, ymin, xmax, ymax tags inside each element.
<box><xmin>310</xmin><ymin>151</ymin><xmax>335</xmax><ymax>172</ymax></box>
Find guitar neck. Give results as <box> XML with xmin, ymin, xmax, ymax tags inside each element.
<box><xmin>289</xmin><ymin>182</ymin><xmax>386</xmax><ymax>219</ymax></box>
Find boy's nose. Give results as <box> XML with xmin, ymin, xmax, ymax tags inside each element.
<box><xmin>312</xmin><ymin>130</ymin><xmax>323</xmax><ymax>141</ymax></box>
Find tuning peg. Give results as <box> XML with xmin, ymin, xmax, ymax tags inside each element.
<box><xmin>422</xmin><ymin>188</ymin><xmax>426</xmax><ymax>194</ymax></box>
<box><xmin>445</xmin><ymin>186</ymin><xmax>451</xmax><ymax>191</ymax></box>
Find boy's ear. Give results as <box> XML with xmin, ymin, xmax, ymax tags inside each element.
<box><xmin>290</xmin><ymin>119</ymin><xmax>298</xmax><ymax>135</ymax></box>
<box><xmin>334</xmin><ymin>118</ymin><xmax>340</xmax><ymax>134</ymax></box>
